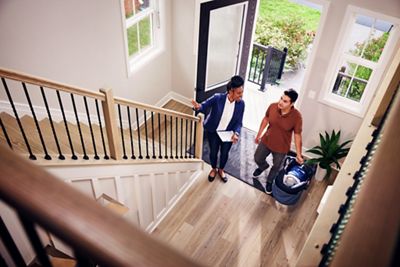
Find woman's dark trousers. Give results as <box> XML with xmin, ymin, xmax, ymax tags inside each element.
<box><xmin>207</xmin><ymin>131</ymin><xmax>233</xmax><ymax>169</ymax></box>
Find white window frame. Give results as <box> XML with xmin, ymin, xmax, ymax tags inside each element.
<box><xmin>120</xmin><ymin>0</ymin><xmax>161</xmax><ymax>76</ymax></box>
<box><xmin>319</xmin><ymin>6</ymin><xmax>400</xmax><ymax>117</ymax></box>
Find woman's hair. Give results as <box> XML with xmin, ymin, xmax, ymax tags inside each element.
<box><xmin>227</xmin><ymin>75</ymin><xmax>244</xmax><ymax>91</ymax></box>
<box><xmin>284</xmin><ymin>88</ymin><xmax>298</xmax><ymax>103</ymax></box>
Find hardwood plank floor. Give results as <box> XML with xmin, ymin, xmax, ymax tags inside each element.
<box><xmin>152</xmin><ymin>164</ymin><xmax>328</xmax><ymax>267</ymax></box>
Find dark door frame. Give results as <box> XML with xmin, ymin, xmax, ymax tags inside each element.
<box><xmin>195</xmin><ymin>0</ymin><xmax>257</xmax><ymax>102</ymax></box>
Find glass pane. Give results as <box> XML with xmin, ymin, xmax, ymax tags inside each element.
<box><xmin>362</xmin><ymin>31</ymin><xmax>389</xmax><ymax>62</ymax></box>
<box><xmin>354</xmin><ymin>65</ymin><xmax>373</xmax><ymax>81</ymax></box>
<box><xmin>125</xmin><ymin>0</ymin><xmax>150</xmax><ymax>18</ymax></box>
<box><xmin>344</xmin><ymin>15</ymin><xmax>373</xmax><ymax>56</ymax></box>
<box><xmin>332</xmin><ymin>76</ymin><xmax>350</xmax><ymax>96</ymax></box>
<box><xmin>139</xmin><ymin>16</ymin><xmax>151</xmax><ymax>50</ymax></box>
<box><xmin>345</xmin><ymin>15</ymin><xmax>392</xmax><ymax>62</ymax></box>
<box><xmin>206</xmin><ymin>3</ymin><xmax>245</xmax><ymax>90</ymax></box>
<box><xmin>347</xmin><ymin>80</ymin><xmax>367</xmax><ymax>102</ymax></box>
<box><xmin>127</xmin><ymin>23</ymin><xmax>139</xmax><ymax>56</ymax></box>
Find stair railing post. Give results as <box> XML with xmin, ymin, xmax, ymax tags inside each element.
<box><xmin>195</xmin><ymin>114</ymin><xmax>204</xmax><ymax>159</ymax></box>
<box><xmin>100</xmin><ymin>88</ymin><xmax>121</xmax><ymax>160</ymax></box>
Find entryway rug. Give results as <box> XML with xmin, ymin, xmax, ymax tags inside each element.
<box><xmin>201</xmin><ymin>127</ymin><xmax>274</xmax><ymax>193</ymax></box>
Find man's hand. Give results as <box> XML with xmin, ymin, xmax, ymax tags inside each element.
<box><xmin>232</xmin><ymin>133</ymin><xmax>239</xmax><ymax>144</ymax></box>
<box><xmin>296</xmin><ymin>154</ymin><xmax>304</xmax><ymax>164</ymax></box>
<box><xmin>191</xmin><ymin>99</ymin><xmax>201</xmax><ymax>110</ymax></box>
<box><xmin>254</xmin><ymin>135</ymin><xmax>261</xmax><ymax>144</ymax></box>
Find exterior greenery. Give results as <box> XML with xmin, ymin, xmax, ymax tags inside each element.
<box><xmin>342</xmin><ymin>33</ymin><xmax>389</xmax><ymax>101</ymax></box>
<box><xmin>127</xmin><ymin>16</ymin><xmax>151</xmax><ymax>56</ymax></box>
<box><xmin>255</xmin><ymin>0</ymin><xmax>320</xmax><ymax>69</ymax></box>
<box><xmin>306</xmin><ymin>130</ymin><xmax>352</xmax><ymax>179</ymax></box>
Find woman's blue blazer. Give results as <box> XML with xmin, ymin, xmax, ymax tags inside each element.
<box><xmin>198</xmin><ymin>92</ymin><xmax>245</xmax><ymax>135</ymax></box>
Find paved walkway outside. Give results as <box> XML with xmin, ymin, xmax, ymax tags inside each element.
<box><xmin>243</xmin><ymin>66</ymin><xmax>307</xmax><ymax>132</ymax></box>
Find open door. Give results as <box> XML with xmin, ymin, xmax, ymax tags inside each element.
<box><xmin>196</xmin><ymin>0</ymin><xmax>257</xmax><ymax>102</ymax></box>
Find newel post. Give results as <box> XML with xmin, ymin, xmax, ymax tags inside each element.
<box><xmin>194</xmin><ymin>114</ymin><xmax>204</xmax><ymax>159</ymax></box>
<box><xmin>100</xmin><ymin>88</ymin><xmax>121</xmax><ymax>160</ymax></box>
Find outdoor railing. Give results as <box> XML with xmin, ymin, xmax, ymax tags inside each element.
<box><xmin>248</xmin><ymin>43</ymin><xmax>287</xmax><ymax>91</ymax></box>
<box><xmin>0</xmin><ymin>68</ymin><xmax>203</xmax><ymax>163</ymax></box>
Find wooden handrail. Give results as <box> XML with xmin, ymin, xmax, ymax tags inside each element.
<box><xmin>0</xmin><ymin>144</ymin><xmax>202</xmax><ymax>267</ymax></box>
<box><xmin>115</xmin><ymin>97</ymin><xmax>199</xmax><ymax>121</ymax></box>
<box><xmin>0</xmin><ymin>68</ymin><xmax>105</xmax><ymax>100</ymax></box>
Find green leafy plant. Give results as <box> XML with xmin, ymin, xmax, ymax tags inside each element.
<box><xmin>306</xmin><ymin>130</ymin><xmax>352</xmax><ymax>178</ymax></box>
<box><xmin>255</xmin><ymin>17</ymin><xmax>314</xmax><ymax>70</ymax></box>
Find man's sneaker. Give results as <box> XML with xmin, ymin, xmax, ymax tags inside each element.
<box><xmin>253</xmin><ymin>168</ymin><xmax>264</xmax><ymax>177</ymax></box>
<box><xmin>265</xmin><ymin>182</ymin><xmax>273</xmax><ymax>195</ymax></box>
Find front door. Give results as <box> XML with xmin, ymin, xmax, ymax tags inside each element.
<box><xmin>196</xmin><ymin>0</ymin><xmax>257</xmax><ymax>102</ymax></box>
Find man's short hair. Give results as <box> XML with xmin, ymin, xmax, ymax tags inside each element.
<box><xmin>227</xmin><ymin>75</ymin><xmax>244</xmax><ymax>91</ymax></box>
<box><xmin>284</xmin><ymin>88</ymin><xmax>298</xmax><ymax>103</ymax></box>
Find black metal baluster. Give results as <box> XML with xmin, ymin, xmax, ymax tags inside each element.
<box><xmin>40</xmin><ymin>87</ymin><xmax>65</xmax><ymax>160</ymax></box>
<box><xmin>253</xmin><ymin>48</ymin><xmax>260</xmax><ymax>81</ymax></box>
<box><xmin>95</xmin><ymin>100</ymin><xmax>109</xmax><ymax>159</ymax></box>
<box><xmin>0</xmin><ymin>217</ymin><xmax>25</xmax><ymax>266</ymax></box>
<box><xmin>1</xmin><ymin>78</ymin><xmax>36</xmax><ymax>160</ymax></box>
<box><xmin>185</xmin><ymin>119</ymin><xmax>188</xmax><ymax>158</ymax></box>
<box><xmin>118</xmin><ymin>104</ymin><xmax>128</xmax><ymax>159</ymax></box>
<box><xmin>170</xmin><ymin>115</ymin><xmax>173</xmax><ymax>159</ymax></box>
<box><xmin>151</xmin><ymin>112</ymin><xmax>156</xmax><ymax>159</ymax></box>
<box><xmin>143</xmin><ymin>110</ymin><xmax>150</xmax><ymax>159</ymax></box>
<box><xmin>175</xmin><ymin>117</ymin><xmax>179</xmax><ymax>159</ymax></box>
<box><xmin>193</xmin><ymin>121</ymin><xmax>197</xmax><ymax>158</ymax></box>
<box><xmin>56</xmin><ymin>91</ymin><xmax>77</xmax><ymax>160</ymax></box>
<box><xmin>0</xmin><ymin>117</ymin><xmax>13</xmax><ymax>149</ymax></box>
<box><xmin>22</xmin><ymin>82</ymin><xmax>51</xmax><ymax>160</ymax></box>
<box><xmin>71</xmin><ymin>94</ymin><xmax>89</xmax><ymax>160</ymax></box>
<box><xmin>135</xmin><ymin>108</ymin><xmax>143</xmax><ymax>159</ymax></box>
<box><xmin>258</xmin><ymin>52</ymin><xmax>266</xmax><ymax>84</ymax></box>
<box><xmin>164</xmin><ymin>114</ymin><xmax>168</xmax><ymax>159</ymax></box>
<box><xmin>127</xmin><ymin>106</ymin><xmax>136</xmax><ymax>159</ymax></box>
<box><xmin>158</xmin><ymin>113</ymin><xmax>162</xmax><ymax>159</ymax></box>
<box><xmin>84</xmin><ymin>97</ymin><xmax>99</xmax><ymax>160</ymax></box>
<box><xmin>189</xmin><ymin>120</ymin><xmax>193</xmax><ymax>158</ymax></box>
<box><xmin>18</xmin><ymin>214</ymin><xmax>52</xmax><ymax>267</ymax></box>
<box><xmin>180</xmin><ymin>118</ymin><xmax>183</xmax><ymax>158</ymax></box>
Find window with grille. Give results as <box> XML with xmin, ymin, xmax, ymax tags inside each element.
<box><xmin>321</xmin><ymin>7</ymin><xmax>399</xmax><ymax>117</ymax></box>
<box><xmin>122</xmin><ymin>0</ymin><xmax>160</xmax><ymax>73</ymax></box>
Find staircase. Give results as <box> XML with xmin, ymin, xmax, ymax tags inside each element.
<box><xmin>0</xmin><ymin>68</ymin><xmax>205</xmax><ymax>267</ymax></box>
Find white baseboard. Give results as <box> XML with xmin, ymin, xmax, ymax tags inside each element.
<box><xmin>156</xmin><ymin>91</ymin><xmax>192</xmax><ymax>109</ymax></box>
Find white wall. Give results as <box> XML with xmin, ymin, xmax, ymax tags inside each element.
<box><xmin>171</xmin><ymin>0</ymin><xmax>198</xmax><ymax>99</ymax></box>
<box><xmin>0</xmin><ymin>0</ymin><xmax>172</xmax><ymax>106</ymax></box>
<box><xmin>298</xmin><ymin>0</ymin><xmax>400</xmax><ymax>149</ymax></box>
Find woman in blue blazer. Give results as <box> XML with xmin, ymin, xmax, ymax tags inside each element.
<box><xmin>191</xmin><ymin>75</ymin><xmax>245</xmax><ymax>183</ymax></box>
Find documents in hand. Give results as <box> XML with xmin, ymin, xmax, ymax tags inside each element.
<box><xmin>217</xmin><ymin>130</ymin><xmax>234</xmax><ymax>142</ymax></box>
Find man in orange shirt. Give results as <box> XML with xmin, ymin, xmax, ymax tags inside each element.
<box><xmin>253</xmin><ymin>89</ymin><xmax>304</xmax><ymax>194</ymax></box>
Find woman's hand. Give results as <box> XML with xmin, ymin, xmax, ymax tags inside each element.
<box><xmin>191</xmin><ymin>99</ymin><xmax>201</xmax><ymax>110</ymax></box>
<box><xmin>232</xmin><ymin>133</ymin><xmax>239</xmax><ymax>144</ymax></box>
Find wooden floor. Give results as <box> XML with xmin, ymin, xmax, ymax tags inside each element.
<box><xmin>152</xmin><ymin>165</ymin><xmax>328</xmax><ymax>267</ymax></box>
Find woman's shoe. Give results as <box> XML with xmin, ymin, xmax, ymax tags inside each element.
<box><xmin>218</xmin><ymin>170</ymin><xmax>228</xmax><ymax>183</ymax></box>
<box><xmin>208</xmin><ymin>170</ymin><xmax>217</xmax><ymax>182</ymax></box>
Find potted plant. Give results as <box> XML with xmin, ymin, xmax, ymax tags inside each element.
<box><xmin>306</xmin><ymin>130</ymin><xmax>352</xmax><ymax>181</ymax></box>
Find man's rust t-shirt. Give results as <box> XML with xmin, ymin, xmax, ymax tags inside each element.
<box><xmin>261</xmin><ymin>103</ymin><xmax>302</xmax><ymax>153</ymax></box>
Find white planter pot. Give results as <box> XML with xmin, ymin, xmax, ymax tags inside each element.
<box><xmin>315</xmin><ymin>166</ymin><xmax>327</xmax><ymax>181</ymax></box>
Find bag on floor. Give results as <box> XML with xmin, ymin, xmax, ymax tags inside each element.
<box><xmin>272</xmin><ymin>156</ymin><xmax>316</xmax><ymax>205</ymax></box>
